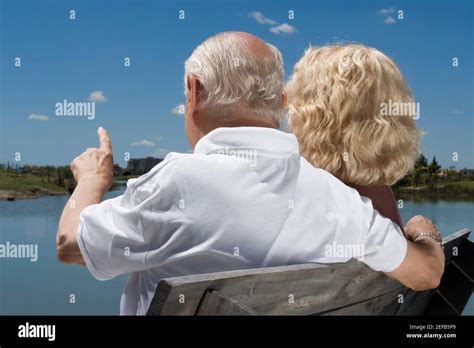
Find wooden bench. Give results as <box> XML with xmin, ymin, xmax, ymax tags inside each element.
<box><xmin>147</xmin><ymin>228</ymin><xmax>473</xmax><ymax>315</ymax></box>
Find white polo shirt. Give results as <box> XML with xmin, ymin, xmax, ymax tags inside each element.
<box><xmin>76</xmin><ymin>127</ymin><xmax>407</xmax><ymax>315</ymax></box>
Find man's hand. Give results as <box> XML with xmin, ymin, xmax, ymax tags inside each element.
<box><xmin>386</xmin><ymin>215</ymin><xmax>445</xmax><ymax>291</ymax></box>
<box><xmin>405</xmin><ymin>215</ymin><xmax>441</xmax><ymax>241</ymax></box>
<box><xmin>57</xmin><ymin>127</ymin><xmax>114</xmax><ymax>265</ymax></box>
<box><xmin>70</xmin><ymin>127</ymin><xmax>114</xmax><ymax>195</ymax></box>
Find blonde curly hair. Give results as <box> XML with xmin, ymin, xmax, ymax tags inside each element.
<box><xmin>286</xmin><ymin>44</ymin><xmax>421</xmax><ymax>186</ymax></box>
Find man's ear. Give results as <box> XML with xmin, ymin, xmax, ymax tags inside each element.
<box><xmin>186</xmin><ymin>75</ymin><xmax>202</xmax><ymax>116</ymax></box>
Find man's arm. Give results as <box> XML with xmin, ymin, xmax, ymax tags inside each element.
<box><xmin>385</xmin><ymin>215</ymin><xmax>445</xmax><ymax>291</ymax></box>
<box><xmin>56</xmin><ymin>127</ymin><xmax>114</xmax><ymax>265</ymax></box>
<box><xmin>352</xmin><ymin>185</ymin><xmax>404</xmax><ymax>231</ymax></box>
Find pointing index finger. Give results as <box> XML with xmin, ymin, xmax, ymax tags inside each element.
<box><xmin>98</xmin><ymin>127</ymin><xmax>112</xmax><ymax>154</ymax></box>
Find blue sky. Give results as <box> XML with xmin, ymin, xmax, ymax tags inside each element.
<box><xmin>0</xmin><ymin>0</ymin><xmax>472</xmax><ymax>169</ymax></box>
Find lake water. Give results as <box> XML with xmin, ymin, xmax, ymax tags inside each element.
<box><xmin>0</xmin><ymin>187</ymin><xmax>472</xmax><ymax>315</ymax></box>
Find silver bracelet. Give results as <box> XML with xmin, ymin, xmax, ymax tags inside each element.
<box><xmin>413</xmin><ymin>232</ymin><xmax>443</xmax><ymax>248</ymax></box>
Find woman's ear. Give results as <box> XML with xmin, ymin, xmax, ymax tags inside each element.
<box><xmin>281</xmin><ymin>91</ymin><xmax>287</xmax><ymax>112</ymax></box>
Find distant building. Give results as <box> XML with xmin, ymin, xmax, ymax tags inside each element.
<box><xmin>21</xmin><ymin>165</ymin><xmax>40</xmax><ymax>175</ymax></box>
<box><xmin>437</xmin><ymin>169</ymin><xmax>448</xmax><ymax>178</ymax></box>
<box><xmin>123</xmin><ymin>157</ymin><xmax>163</xmax><ymax>175</ymax></box>
<box><xmin>459</xmin><ymin>168</ymin><xmax>474</xmax><ymax>177</ymax></box>
<box><xmin>113</xmin><ymin>164</ymin><xmax>123</xmax><ymax>177</ymax></box>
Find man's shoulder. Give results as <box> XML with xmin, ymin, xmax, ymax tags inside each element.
<box><xmin>160</xmin><ymin>151</ymin><xmax>220</xmax><ymax>173</ymax></box>
<box><xmin>128</xmin><ymin>152</ymin><xmax>217</xmax><ymax>186</ymax></box>
<box><xmin>298</xmin><ymin>157</ymin><xmax>365</xmax><ymax>207</ymax></box>
<box><xmin>299</xmin><ymin>157</ymin><xmax>352</xmax><ymax>187</ymax></box>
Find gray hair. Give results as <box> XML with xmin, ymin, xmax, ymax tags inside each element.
<box><xmin>184</xmin><ymin>32</ymin><xmax>284</xmax><ymax>122</ymax></box>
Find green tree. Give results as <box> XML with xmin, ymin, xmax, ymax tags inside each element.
<box><xmin>428</xmin><ymin>156</ymin><xmax>441</xmax><ymax>175</ymax></box>
<box><xmin>55</xmin><ymin>167</ymin><xmax>64</xmax><ymax>187</ymax></box>
<box><xmin>411</xmin><ymin>168</ymin><xmax>422</xmax><ymax>187</ymax></box>
<box><xmin>410</xmin><ymin>154</ymin><xmax>429</xmax><ymax>187</ymax></box>
<box><xmin>427</xmin><ymin>156</ymin><xmax>442</xmax><ymax>187</ymax></box>
<box><xmin>414</xmin><ymin>154</ymin><xmax>429</xmax><ymax>169</ymax></box>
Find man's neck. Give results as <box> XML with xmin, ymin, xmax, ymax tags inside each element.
<box><xmin>191</xmin><ymin>112</ymin><xmax>280</xmax><ymax>149</ymax></box>
<box><xmin>207</xmin><ymin>115</ymin><xmax>279</xmax><ymax>131</ymax></box>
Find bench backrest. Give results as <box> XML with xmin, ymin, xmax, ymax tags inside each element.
<box><xmin>147</xmin><ymin>228</ymin><xmax>472</xmax><ymax>315</ymax></box>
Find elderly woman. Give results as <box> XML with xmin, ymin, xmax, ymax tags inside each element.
<box><xmin>286</xmin><ymin>44</ymin><xmax>421</xmax><ymax>230</ymax></box>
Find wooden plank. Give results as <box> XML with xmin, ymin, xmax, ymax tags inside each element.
<box><xmin>320</xmin><ymin>288</ymin><xmax>404</xmax><ymax>315</ymax></box>
<box><xmin>146</xmin><ymin>281</ymin><xmax>172</xmax><ymax>316</ymax></box>
<box><xmin>454</xmin><ymin>238</ymin><xmax>474</xmax><ymax>281</ymax></box>
<box><xmin>317</xmin><ymin>287</ymin><xmax>434</xmax><ymax>315</ymax></box>
<box><xmin>397</xmin><ymin>288</ymin><xmax>434</xmax><ymax>315</ymax></box>
<box><xmin>425</xmin><ymin>238</ymin><xmax>474</xmax><ymax>315</ymax></box>
<box><xmin>424</xmin><ymin>292</ymin><xmax>460</xmax><ymax>315</ymax></box>
<box><xmin>147</xmin><ymin>261</ymin><xmax>402</xmax><ymax>315</ymax></box>
<box><xmin>440</xmin><ymin>258</ymin><xmax>474</xmax><ymax>312</ymax></box>
<box><xmin>442</xmin><ymin>228</ymin><xmax>470</xmax><ymax>264</ymax></box>
<box><xmin>147</xmin><ymin>229</ymin><xmax>471</xmax><ymax>316</ymax></box>
<box><xmin>147</xmin><ymin>263</ymin><xmax>324</xmax><ymax>315</ymax></box>
<box><xmin>195</xmin><ymin>290</ymin><xmax>256</xmax><ymax>315</ymax></box>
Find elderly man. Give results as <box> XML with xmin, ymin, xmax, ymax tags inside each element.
<box><xmin>57</xmin><ymin>32</ymin><xmax>444</xmax><ymax>315</ymax></box>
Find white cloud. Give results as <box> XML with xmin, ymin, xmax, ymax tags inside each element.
<box><xmin>378</xmin><ymin>7</ymin><xmax>398</xmax><ymax>24</ymax></box>
<box><xmin>171</xmin><ymin>104</ymin><xmax>185</xmax><ymax>115</ymax></box>
<box><xmin>270</xmin><ymin>23</ymin><xmax>297</xmax><ymax>35</ymax></box>
<box><xmin>248</xmin><ymin>11</ymin><xmax>297</xmax><ymax>35</ymax></box>
<box><xmin>384</xmin><ymin>16</ymin><xmax>397</xmax><ymax>24</ymax></box>
<box><xmin>377</xmin><ymin>8</ymin><xmax>396</xmax><ymax>16</ymax></box>
<box><xmin>150</xmin><ymin>148</ymin><xmax>171</xmax><ymax>158</ymax></box>
<box><xmin>88</xmin><ymin>90</ymin><xmax>108</xmax><ymax>103</ymax></box>
<box><xmin>249</xmin><ymin>11</ymin><xmax>296</xmax><ymax>35</ymax></box>
<box><xmin>130</xmin><ymin>140</ymin><xmax>156</xmax><ymax>147</ymax></box>
<box><xmin>27</xmin><ymin>114</ymin><xmax>49</xmax><ymax>121</ymax></box>
<box><xmin>248</xmin><ymin>11</ymin><xmax>277</xmax><ymax>25</ymax></box>
<box><xmin>451</xmin><ymin>109</ymin><xmax>464</xmax><ymax>115</ymax></box>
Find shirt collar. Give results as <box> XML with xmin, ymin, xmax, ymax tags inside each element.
<box><xmin>194</xmin><ymin>127</ymin><xmax>300</xmax><ymax>156</ymax></box>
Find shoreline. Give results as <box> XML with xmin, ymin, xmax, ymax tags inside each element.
<box><xmin>394</xmin><ymin>184</ymin><xmax>474</xmax><ymax>202</ymax></box>
<box><xmin>0</xmin><ymin>190</ymin><xmax>66</xmax><ymax>201</ymax></box>
<box><xmin>0</xmin><ymin>181</ymin><xmax>127</xmax><ymax>201</ymax></box>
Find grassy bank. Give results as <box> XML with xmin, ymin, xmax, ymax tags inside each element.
<box><xmin>394</xmin><ymin>180</ymin><xmax>474</xmax><ymax>201</ymax></box>
<box><xmin>0</xmin><ymin>170</ymin><xmax>67</xmax><ymax>192</ymax></box>
<box><xmin>2</xmin><ymin>166</ymin><xmax>473</xmax><ymax>202</ymax></box>
<box><xmin>114</xmin><ymin>175</ymin><xmax>140</xmax><ymax>181</ymax></box>
<box><xmin>0</xmin><ymin>169</ymin><xmax>138</xmax><ymax>200</ymax></box>
<box><xmin>0</xmin><ymin>169</ymin><xmax>68</xmax><ymax>200</ymax></box>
